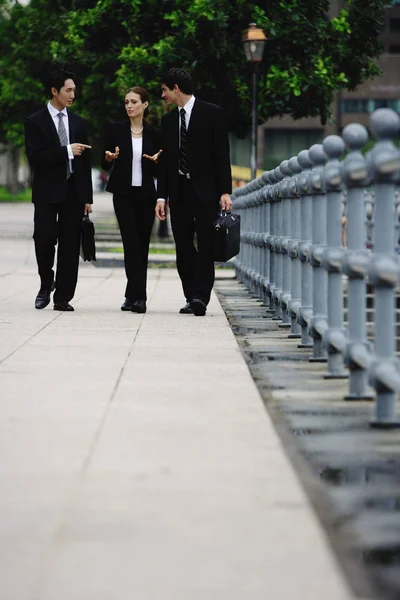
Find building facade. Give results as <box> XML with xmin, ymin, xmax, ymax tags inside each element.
<box><xmin>231</xmin><ymin>1</ymin><xmax>400</xmax><ymax>178</ymax></box>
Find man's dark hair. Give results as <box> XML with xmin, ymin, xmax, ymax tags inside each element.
<box><xmin>47</xmin><ymin>70</ymin><xmax>75</xmax><ymax>98</ymax></box>
<box><xmin>161</xmin><ymin>68</ymin><xmax>193</xmax><ymax>95</ymax></box>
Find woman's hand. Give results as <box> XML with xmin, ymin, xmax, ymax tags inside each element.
<box><xmin>85</xmin><ymin>203</ymin><xmax>92</xmax><ymax>214</ymax></box>
<box><xmin>143</xmin><ymin>149</ymin><xmax>163</xmax><ymax>164</ymax></box>
<box><xmin>105</xmin><ymin>146</ymin><xmax>120</xmax><ymax>162</ymax></box>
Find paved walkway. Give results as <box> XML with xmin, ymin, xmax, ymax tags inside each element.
<box><xmin>0</xmin><ymin>195</ymin><xmax>361</xmax><ymax>600</ymax></box>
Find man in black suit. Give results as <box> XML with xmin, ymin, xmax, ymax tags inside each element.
<box><xmin>24</xmin><ymin>70</ymin><xmax>93</xmax><ymax>311</ymax></box>
<box><xmin>155</xmin><ymin>68</ymin><xmax>232</xmax><ymax>316</ymax></box>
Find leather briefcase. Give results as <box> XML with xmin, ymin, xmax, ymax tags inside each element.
<box><xmin>213</xmin><ymin>210</ymin><xmax>241</xmax><ymax>262</ymax></box>
<box><xmin>80</xmin><ymin>214</ymin><xmax>96</xmax><ymax>262</ymax></box>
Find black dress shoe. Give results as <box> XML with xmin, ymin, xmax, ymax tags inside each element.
<box><xmin>53</xmin><ymin>301</ymin><xmax>74</xmax><ymax>311</ymax></box>
<box><xmin>121</xmin><ymin>298</ymin><xmax>134</xmax><ymax>311</ymax></box>
<box><xmin>190</xmin><ymin>298</ymin><xmax>207</xmax><ymax>316</ymax></box>
<box><xmin>131</xmin><ymin>300</ymin><xmax>146</xmax><ymax>313</ymax></box>
<box><xmin>35</xmin><ymin>281</ymin><xmax>55</xmax><ymax>310</ymax></box>
<box><xmin>179</xmin><ymin>302</ymin><xmax>193</xmax><ymax>314</ymax></box>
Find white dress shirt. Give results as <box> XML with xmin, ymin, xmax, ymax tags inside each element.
<box><xmin>47</xmin><ymin>102</ymin><xmax>74</xmax><ymax>171</ymax></box>
<box><xmin>179</xmin><ymin>95</ymin><xmax>195</xmax><ymax>143</ymax></box>
<box><xmin>131</xmin><ymin>137</ymin><xmax>143</xmax><ymax>186</ymax></box>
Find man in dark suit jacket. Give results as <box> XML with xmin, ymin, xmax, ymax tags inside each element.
<box><xmin>155</xmin><ymin>68</ymin><xmax>232</xmax><ymax>316</ymax></box>
<box><xmin>24</xmin><ymin>70</ymin><xmax>93</xmax><ymax>311</ymax></box>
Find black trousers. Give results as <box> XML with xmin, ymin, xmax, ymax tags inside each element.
<box><xmin>170</xmin><ymin>177</ymin><xmax>219</xmax><ymax>305</ymax></box>
<box><xmin>113</xmin><ymin>188</ymin><xmax>156</xmax><ymax>301</ymax></box>
<box><xmin>33</xmin><ymin>177</ymin><xmax>85</xmax><ymax>303</ymax></box>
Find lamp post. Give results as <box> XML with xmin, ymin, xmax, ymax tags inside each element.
<box><xmin>242</xmin><ymin>23</ymin><xmax>267</xmax><ymax>180</ymax></box>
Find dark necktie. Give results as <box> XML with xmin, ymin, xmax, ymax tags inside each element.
<box><xmin>179</xmin><ymin>108</ymin><xmax>189</xmax><ymax>176</ymax></box>
<box><xmin>57</xmin><ymin>112</ymin><xmax>71</xmax><ymax>179</ymax></box>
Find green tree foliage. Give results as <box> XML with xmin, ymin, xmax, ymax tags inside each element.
<box><xmin>0</xmin><ymin>0</ymin><xmax>71</xmax><ymax>190</ymax></box>
<box><xmin>0</xmin><ymin>0</ymin><xmax>69</xmax><ymax>148</ymax></box>
<box><xmin>0</xmin><ymin>0</ymin><xmax>392</xmax><ymax>156</ymax></box>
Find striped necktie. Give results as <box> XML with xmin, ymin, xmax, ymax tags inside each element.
<box><xmin>57</xmin><ymin>112</ymin><xmax>71</xmax><ymax>179</ymax></box>
<box><xmin>179</xmin><ymin>108</ymin><xmax>189</xmax><ymax>176</ymax></box>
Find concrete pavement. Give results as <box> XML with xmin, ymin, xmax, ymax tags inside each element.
<box><xmin>0</xmin><ymin>196</ymin><xmax>362</xmax><ymax>600</ymax></box>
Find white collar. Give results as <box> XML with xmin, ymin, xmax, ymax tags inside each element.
<box><xmin>181</xmin><ymin>95</ymin><xmax>195</xmax><ymax>112</ymax></box>
<box><xmin>47</xmin><ymin>102</ymin><xmax>68</xmax><ymax>117</ymax></box>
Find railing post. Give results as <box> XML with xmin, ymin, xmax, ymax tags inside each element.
<box><xmin>309</xmin><ymin>144</ymin><xmax>329</xmax><ymax>362</ymax></box>
<box><xmin>322</xmin><ymin>135</ymin><xmax>348</xmax><ymax>379</ymax></box>
<box><xmin>248</xmin><ymin>191</ymin><xmax>257</xmax><ymax>295</ymax></box>
<box><xmin>237</xmin><ymin>194</ymin><xmax>246</xmax><ymax>286</ymax></box>
<box><xmin>279</xmin><ymin>160</ymin><xmax>292</xmax><ymax>327</ymax></box>
<box><xmin>342</xmin><ymin>124</ymin><xmax>374</xmax><ymax>401</ymax></box>
<box><xmin>230</xmin><ymin>187</ymin><xmax>241</xmax><ymax>282</ymax></box>
<box><xmin>266</xmin><ymin>172</ymin><xmax>277</xmax><ymax>313</ymax></box>
<box><xmin>367</xmin><ymin>108</ymin><xmax>400</xmax><ymax>427</ymax></box>
<box><xmin>246</xmin><ymin>192</ymin><xmax>256</xmax><ymax>291</ymax></box>
<box><xmin>254</xmin><ymin>189</ymin><xmax>262</xmax><ymax>300</ymax></box>
<box><xmin>236</xmin><ymin>191</ymin><xmax>248</xmax><ymax>286</ymax></box>
<box><xmin>260</xmin><ymin>176</ymin><xmax>270</xmax><ymax>307</ymax></box>
<box><xmin>272</xmin><ymin>168</ymin><xmax>284</xmax><ymax>320</ymax></box>
<box><xmin>287</xmin><ymin>156</ymin><xmax>302</xmax><ymax>338</ymax></box>
<box><xmin>297</xmin><ymin>150</ymin><xmax>314</xmax><ymax>348</ymax></box>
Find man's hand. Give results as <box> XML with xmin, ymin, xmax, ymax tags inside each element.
<box><xmin>105</xmin><ymin>146</ymin><xmax>120</xmax><ymax>162</ymax></box>
<box><xmin>85</xmin><ymin>204</ymin><xmax>92</xmax><ymax>214</ymax></box>
<box><xmin>220</xmin><ymin>193</ymin><xmax>232</xmax><ymax>211</ymax></box>
<box><xmin>143</xmin><ymin>149</ymin><xmax>163</xmax><ymax>164</ymax></box>
<box><xmin>71</xmin><ymin>143</ymin><xmax>92</xmax><ymax>156</ymax></box>
<box><xmin>155</xmin><ymin>200</ymin><xmax>167</xmax><ymax>221</ymax></box>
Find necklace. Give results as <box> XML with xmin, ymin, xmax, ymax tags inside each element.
<box><xmin>131</xmin><ymin>127</ymin><xmax>143</xmax><ymax>135</ymax></box>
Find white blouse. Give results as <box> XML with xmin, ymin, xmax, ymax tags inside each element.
<box><xmin>131</xmin><ymin>137</ymin><xmax>143</xmax><ymax>186</ymax></box>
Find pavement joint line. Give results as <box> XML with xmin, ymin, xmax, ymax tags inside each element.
<box><xmin>144</xmin><ymin>264</ymin><xmax>162</xmax><ymax>312</ymax></box>
<box><xmin>30</xmin><ymin>299</ymin><xmax>148</xmax><ymax>599</ymax></box>
<box><xmin>0</xmin><ymin>311</ymin><xmax>61</xmax><ymax>366</ymax></box>
<box><xmin>73</xmin><ymin>261</ymin><xmax>116</xmax><ymax>303</ymax></box>
<box><xmin>1</xmin><ymin>263</ymin><xmax>117</xmax><ymax>367</ymax></box>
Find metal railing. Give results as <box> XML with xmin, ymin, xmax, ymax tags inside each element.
<box><xmin>231</xmin><ymin>108</ymin><xmax>400</xmax><ymax>428</ymax></box>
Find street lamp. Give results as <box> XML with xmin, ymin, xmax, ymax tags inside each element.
<box><xmin>242</xmin><ymin>23</ymin><xmax>267</xmax><ymax>180</ymax></box>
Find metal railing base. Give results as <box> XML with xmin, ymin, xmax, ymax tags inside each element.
<box><xmin>344</xmin><ymin>394</ymin><xmax>374</xmax><ymax>402</ymax></box>
<box><xmin>370</xmin><ymin>420</ymin><xmax>400</xmax><ymax>429</ymax></box>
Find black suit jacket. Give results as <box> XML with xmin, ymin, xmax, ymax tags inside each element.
<box><xmin>102</xmin><ymin>121</ymin><xmax>161</xmax><ymax>199</ymax></box>
<box><xmin>24</xmin><ymin>107</ymin><xmax>93</xmax><ymax>204</ymax></box>
<box><xmin>157</xmin><ymin>99</ymin><xmax>232</xmax><ymax>205</ymax></box>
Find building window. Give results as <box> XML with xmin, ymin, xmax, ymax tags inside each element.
<box><xmin>340</xmin><ymin>99</ymin><xmax>370</xmax><ymax>113</ymax></box>
<box><xmin>389</xmin><ymin>18</ymin><xmax>400</xmax><ymax>32</ymax></box>
<box><xmin>388</xmin><ymin>99</ymin><xmax>400</xmax><ymax>111</ymax></box>
<box><xmin>340</xmin><ymin>99</ymin><xmax>400</xmax><ymax>113</ymax></box>
<box><xmin>263</xmin><ymin>129</ymin><xmax>323</xmax><ymax>171</ymax></box>
<box><xmin>229</xmin><ymin>133</ymin><xmax>251</xmax><ymax>168</ymax></box>
<box><xmin>374</xmin><ymin>99</ymin><xmax>389</xmax><ymax>109</ymax></box>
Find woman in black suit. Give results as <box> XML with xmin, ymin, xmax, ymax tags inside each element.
<box><xmin>103</xmin><ymin>87</ymin><xmax>162</xmax><ymax>313</ymax></box>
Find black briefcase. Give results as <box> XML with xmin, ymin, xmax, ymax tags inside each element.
<box><xmin>80</xmin><ymin>214</ymin><xmax>96</xmax><ymax>262</ymax></box>
<box><xmin>213</xmin><ymin>210</ymin><xmax>241</xmax><ymax>262</ymax></box>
